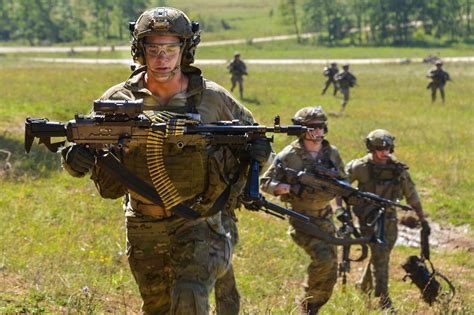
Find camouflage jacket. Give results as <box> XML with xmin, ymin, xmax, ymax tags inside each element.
<box><xmin>261</xmin><ymin>138</ymin><xmax>346</xmax><ymax>216</ymax></box>
<box><xmin>345</xmin><ymin>154</ymin><xmax>420</xmax><ymax>215</ymax></box>
<box><xmin>427</xmin><ymin>68</ymin><xmax>451</xmax><ymax>85</ymax></box>
<box><xmin>227</xmin><ymin>59</ymin><xmax>247</xmax><ymax>76</ymax></box>
<box><xmin>63</xmin><ymin>65</ymin><xmax>255</xmax><ymax>220</ymax></box>
<box><xmin>335</xmin><ymin>71</ymin><xmax>357</xmax><ymax>88</ymax></box>
<box><xmin>323</xmin><ymin>67</ymin><xmax>339</xmax><ymax>79</ymax></box>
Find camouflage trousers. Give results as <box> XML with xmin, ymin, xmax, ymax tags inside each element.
<box><xmin>322</xmin><ymin>79</ymin><xmax>338</xmax><ymax>96</ymax></box>
<box><xmin>214</xmin><ymin>213</ymin><xmax>240</xmax><ymax>315</ymax></box>
<box><xmin>230</xmin><ymin>75</ymin><xmax>244</xmax><ymax>98</ymax></box>
<box><xmin>430</xmin><ymin>84</ymin><xmax>446</xmax><ymax>102</ymax></box>
<box><xmin>126</xmin><ymin>216</ymin><xmax>232</xmax><ymax>315</ymax></box>
<box><xmin>340</xmin><ymin>87</ymin><xmax>350</xmax><ymax>110</ymax></box>
<box><xmin>289</xmin><ymin>217</ymin><xmax>338</xmax><ymax>308</ymax></box>
<box><xmin>358</xmin><ymin>214</ymin><xmax>398</xmax><ymax>301</ymax></box>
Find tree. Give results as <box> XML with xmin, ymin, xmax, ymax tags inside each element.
<box><xmin>279</xmin><ymin>0</ymin><xmax>302</xmax><ymax>42</ymax></box>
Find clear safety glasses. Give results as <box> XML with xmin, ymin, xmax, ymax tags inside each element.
<box><xmin>143</xmin><ymin>42</ymin><xmax>183</xmax><ymax>57</ymax></box>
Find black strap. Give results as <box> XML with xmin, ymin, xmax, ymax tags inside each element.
<box><xmin>97</xmin><ymin>151</ymin><xmax>232</xmax><ymax>220</ymax></box>
<box><xmin>96</xmin><ymin>152</ymin><xmax>200</xmax><ymax>220</ymax></box>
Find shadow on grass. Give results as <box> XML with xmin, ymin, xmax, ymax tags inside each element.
<box><xmin>0</xmin><ymin>131</ymin><xmax>61</xmax><ymax>180</ymax></box>
<box><xmin>242</xmin><ymin>96</ymin><xmax>261</xmax><ymax>105</ymax></box>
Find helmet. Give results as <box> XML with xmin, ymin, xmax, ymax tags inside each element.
<box><xmin>330</xmin><ymin>62</ymin><xmax>337</xmax><ymax>66</ymax></box>
<box><xmin>292</xmin><ymin>106</ymin><xmax>328</xmax><ymax>133</ymax></box>
<box><xmin>366</xmin><ymin>129</ymin><xmax>395</xmax><ymax>152</ymax></box>
<box><xmin>342</xmin><ymin>63</ymin><xmax>349</xmax><ymax>69</ymax></box>
<box><xmin>234</xmin><ymin>51</ymin><xmax>241</xmax><ymax>57</ymax></box>
<box><xmin>435</xmin><ymin>60</ymin><xmax>443</xmax><ymax>66</ymax></box>
<box><xmin>130</xmin><ymin>7</ymin><xmax>200</xmax><ymax>66</ymax></box>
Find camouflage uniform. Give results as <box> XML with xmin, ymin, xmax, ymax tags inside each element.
<box><xmin>321</xmin><ymin>65</ymin><xmax>339</xmax><ymax>96</ymax></box>
<box><xmin>261</xmin><ymin>138</ymin><xmax>346</xmax><ymax>309</ymax></box>
<box><xmin>345</xmin><ymin>154</ymin><xmax>420</xmax><ymax>306</ymax></box>
<box><xmin>63</xmin><ymin>64</ymin><xmax>254</xmax><ymax>314</ymax></box>
<box><xmin>334</xmin><ymin>67</ymin><xmax>356</xmax><ymax>112</ymax></box>
<box><xmin>227</xmin><ymin>56</ymin><xmax>247</xmax><ymax>99</ymax></box>
<box><xmin>427</xmin><ymin>65</ymin><xmax>451</xmax><ymax>103</ymax></box>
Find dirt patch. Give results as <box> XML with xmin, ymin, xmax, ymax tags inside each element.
<box><xmin>397</xmin><ymin>220</ymin><xmax>474</xmax><ymax>252</ymax></box>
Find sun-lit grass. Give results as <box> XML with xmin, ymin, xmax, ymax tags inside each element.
<box><xmin>1</xmin><ymin>57</ymin><xmax>472</xmax><ymax>313</ymax></box>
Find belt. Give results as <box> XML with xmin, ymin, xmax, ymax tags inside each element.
<box><xmin>130</xmin><ymin>198</ymin><xmax>172</xmax><ymax>218</ymax></box>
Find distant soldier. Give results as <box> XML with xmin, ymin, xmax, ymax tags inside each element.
<box><xmin>227</xmin><ymin>52</ymin><xmax>248</xmax><ymax>99</ymax></box>
<box><xmin>427</xmin><ymin>60</ymin><xmax>451</xmax><ymax>103</ymax></box>
<box><xmin>321</xmin><ymin>62</ymin><xmax>339</xmax><ymax>96</ymax></box>
<box><xmin>334</xmin><ymin>64</ymin><xmax>357</xmax><ymax>113</ymax></box>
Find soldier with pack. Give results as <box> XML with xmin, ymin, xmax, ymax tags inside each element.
<box><xmin>60</xmin><ymin>7</ymin><xmax>271</xmax><ymax>314</ymax></box>
<box><xmin>345</xmin><ymin>129</ymin><xmax>428</xmax><ymax>310</ymax></box>
<box><xmin>261</xmin><ymin>106</ymin><xmax>346</xmax><ymax>315</ymax></box>
<box><xmin>227</xmin><ymin>52</ymin><xmax>248</xmax><ymax>99</ymax></box>
<box><xmin>321</xmin><ymin>62</ymin><xmax>339</xmax><ymax>96</ymax></box>
<box><xmin>427</xmin><ymin>60</ymin><xmax>451</xmax><ymax>103</ymax></box>
<box><xmin>334</xmin><ymin>64</ymin><xmax>357</xmax><ymax>113</ymax></box>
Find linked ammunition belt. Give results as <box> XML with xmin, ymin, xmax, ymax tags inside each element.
<box><xmin>145</xmin><ymin>111</ymin><xmax>200</xmax><ymax>211</ymax></box>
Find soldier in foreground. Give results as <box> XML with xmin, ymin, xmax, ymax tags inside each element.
<box><xmin>427</xmin><ymin>60</ymin><xmax>451</xmax><ymax>103</ymax></box>
<box><xmin>261</xmin><ymin>106</ymin><xmax>346</xmax><ymax>314</ymax></box>
<box><xmin>334</xmin><ymin>64</ymin><xmax>357</xmax><ymax>113</ymax></box>
<box><xmin>345</xmin><ymin>129</ymin><xmax>428</xmax><ymax>310</ymax></box>
<box><xmin>227</xmin><ymin>52</ymin><xmax>248</xmax><ymax>99</ymax></box>
<box><xmin>60</xmin><ymin>7</ymin><xmax>270</xmax><ymax>314</ymax></box>
<box><xmin>321</xmin><ymin>62</ymin><xmax>339</xmax><ymax>96</ymax></box>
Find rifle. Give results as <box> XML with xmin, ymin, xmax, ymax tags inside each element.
<box><xmin>277</xmin><ymin>163</ymin><xmax>413</xmax><ymax>243</ymax></box>
<box><xmin>336</xmin><ymin>207</ymin><xmax>368</xmax><ymax>286</ymax></box>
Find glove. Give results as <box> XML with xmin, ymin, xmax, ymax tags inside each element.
<box><xmin>400</xmin><ymin>215</ymin><xmax>419</xmax><ymax>229</ymax></box>
<box><xmin>248</xmin><ymin>138</ymin><xmax>272</xmax><ymax>163</ymax></box>
<box><xmin>61</xmin><ymin>144</ymin><xmax>95</xmax><ymax>175</ymax></box>
<box><xmin>421</xmin><ymin>220</ymin><xmax>431</xmax><ymax>236</ymax></box>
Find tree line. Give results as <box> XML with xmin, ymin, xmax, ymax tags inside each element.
<box><xmin>0</xmin><ymin>0</ymin><xmax>153</xmax><ymax>45</ymax></box>
<box><xmin>0</xmin><ymin>0</ymin><xmax>472</xmax><ymax>46</ymax></box>
<box><xmin>282</xmin><ymin>0</ymin><xmax>473</xmax><ymax>45</ymax></box>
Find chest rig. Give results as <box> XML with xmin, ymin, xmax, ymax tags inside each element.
<box><xmin>368</xmin><ymin>161</ymin><xmax>405</xmax><ymax>201</ymax></box>
<box><xmin>145</xmin><ymin>76</ymin><xmax>208</xmax><ymax>210</ymax></box>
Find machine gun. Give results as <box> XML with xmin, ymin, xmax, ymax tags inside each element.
<box><xmin>276</xmin><ymin>163</ymin><xmax>413</xmax><ymax>243</ymax></box>
<box><xmin>25</xmin><ymin>99</ymin><xmax>375</xmax><ymax>246</ymax></box>
<box><xmin>25</xmin><ymin>99</ymin><xmax>309</xmax><ymax>153</ymax></box>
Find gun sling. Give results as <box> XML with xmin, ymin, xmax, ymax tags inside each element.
<box><xmin>96</xmin><ymin>152</ymin><xmax>230</xmax><ymax>220</ymax></box>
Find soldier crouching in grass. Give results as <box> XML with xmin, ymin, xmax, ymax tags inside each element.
<box><xmin>60</xmin><ymin>7</ymin><xmax>271</xmax><ymax>314</ymax></box>
<box><xmin>260</xmin><ymin>106</ymin><xmax>346</xmax><ymax>314</ymax></box>
<box><xmin>345</xmin><ymin>129</ymin><xmax>428</xmax><ymax>310</ymax></box>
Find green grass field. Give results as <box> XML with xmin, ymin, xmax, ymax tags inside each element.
<box><xmin>1</xmin><ymin>57</ymin><xmax>473</xmax><ymax>313</ymax></box>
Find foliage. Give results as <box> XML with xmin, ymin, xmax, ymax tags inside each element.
<box><xmin>1</xmin><ymin>0</ymin><xmax>472</xmax><ymax>46</ymax></box>
<box><xmin>298</xmin><ymin>0</ymin><xmax>473</xmax><ymax>45</ymax></box>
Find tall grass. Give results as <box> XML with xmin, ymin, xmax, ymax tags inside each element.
<box><xmin>0</xmin><ymin>58</ymin><xmax>472</xmax><ymax>313</ymax></box>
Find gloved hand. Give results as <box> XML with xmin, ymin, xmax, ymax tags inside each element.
<box><xmin>61</xmin><ymin>144</ymin><xmax>95</xmax><ymax>175</ymax></box>
<box><xmin>248</xmin><ymin>138</ymin><xmax>272</xmax><ymax>163</ymax></box>
<box><xmin>421</xmin><ymin>220</ymin><xmax>431</xmax><ymax>236</ymax></box>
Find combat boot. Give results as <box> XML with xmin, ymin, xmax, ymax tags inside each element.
<box><xmin>301</xmin><ymin>302</ymin><xmax>319</xmax><ymax>315</ymax></box>
<box><xmin>379</xmin><ymin>294</ymin><xmax>394</xmax><ymax>311</ymax></box>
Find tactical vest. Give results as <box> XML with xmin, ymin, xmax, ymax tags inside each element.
<box><xmin>283</xmin><ymin>140</ymin><xmax>341</xmax><ymax>213</ymax></box>
<box><xmin>367</xmin><ymin>160</ymin><xmax>406</xmax><ymax>202</ymax></box>
<box><xmin>124</xmin><ymin>74</ymin><xmax>209</xmax><ymax>208</ymax></box>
